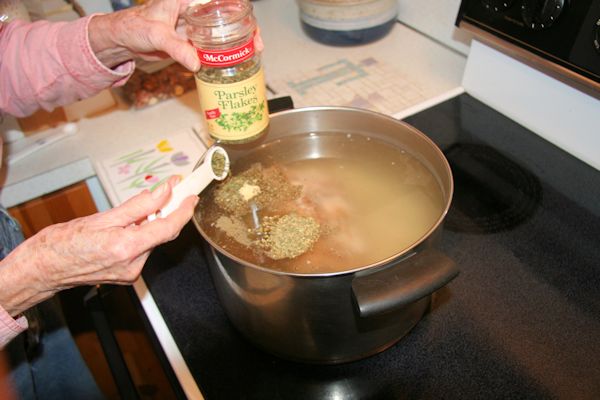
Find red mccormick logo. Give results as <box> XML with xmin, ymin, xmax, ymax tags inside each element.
<box><xmin>197</xmin><ymin>37</ymin><xmax>255</xmax><ymax>68</ymax></box>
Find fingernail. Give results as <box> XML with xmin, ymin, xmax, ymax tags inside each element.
<box><xmin>193</xmin><ymin>197</ymin><xmax>199</xmax><ymax>207</ymax></box>
<box><xmin>152</xmin><ymin>182</ymin><xmax>168</xmax><ymax>199</ymax></box>
<box><xmin>188</xmin><ymin>54</ymin><xmax>200</xmax><ymax>72</ymax></box>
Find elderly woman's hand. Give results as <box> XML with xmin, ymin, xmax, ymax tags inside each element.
<box><xmin>87</xmin><ymin>0</ymin><xmax>264</xmax><ymax>72</ymax></box>
<box><xmin>0</xmin><ymin>176</ymin><xmax>197</xmax><ymax>317</ymax></box>
<box><xmin>89</xmin><ymin>0</ymin><xmax>199</xmax><ymax>71</ymax></box>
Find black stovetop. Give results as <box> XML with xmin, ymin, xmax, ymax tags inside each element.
<box><xmin>142</xmin><ymin>94</ymin><xmax>600</xmax><ymax>400</ymax></box>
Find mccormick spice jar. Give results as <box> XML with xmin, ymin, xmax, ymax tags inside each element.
<box><xmin>185</xmin><ymin>0</ymin><xmax>269</xmax><ymax>144</ymax></box>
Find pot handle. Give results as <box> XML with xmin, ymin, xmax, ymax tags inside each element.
<box><xmin>351</xmin><ymin>249</ymin><xmax>458</xmax><ymax>318</ymax></box>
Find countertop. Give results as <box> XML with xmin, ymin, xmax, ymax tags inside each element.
<box><xmin>0</xmin><ymin>0</ymin><xmax>467</xmax><ymax>208</ymax></box>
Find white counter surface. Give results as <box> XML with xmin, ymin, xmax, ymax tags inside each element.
<box><xmin>1</xmin><ymin>0</ymin><xmax>467</xmax><ymax>208</ymax></box>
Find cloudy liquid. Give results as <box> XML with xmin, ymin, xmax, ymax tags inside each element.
<box><xmin>197</xmin><ymin>133</ymin><xmax>446</xmax><ymax>274</ymax></box>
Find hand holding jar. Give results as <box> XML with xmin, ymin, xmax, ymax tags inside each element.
<box><xmin>89</xmin><ymin>0</ymin><xmax>200</xmax><ymax>71</ymax></box>
<box><xmin>87</xmin><ymin>0</ymin><xmax>264</xmax><ymax>73</ymax></box>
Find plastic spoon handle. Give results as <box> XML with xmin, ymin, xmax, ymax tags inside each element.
<box><xmin>148</xmin><ymin>146</ymin><xmax>228</xmax><ymax>221</ymax></box>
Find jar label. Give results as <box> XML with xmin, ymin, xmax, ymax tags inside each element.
<box><xmin>196</xmin><ymin>67</ymin><xmax>269</xmax><ymax>141</ymax></box>
<box><xmin>196</xmin><ymin>36</ymin><xmax>255</xmax><ymax>68</ymax></box>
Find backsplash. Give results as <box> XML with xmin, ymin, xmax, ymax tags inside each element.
<box><xmin>396</xmin><ymin>0</ymin><xmax>472</xmax><ymax>55</ymax></box>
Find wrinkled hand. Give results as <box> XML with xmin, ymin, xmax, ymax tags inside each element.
<box><xmin>88</xmin><ymin>0</ymin><xmax>264</xmax><ymax>72</ymax></box>
<box><xmin>89</xmin><ymin>0</ymin><xmax>199</xmax><ymax>71</ymax></box>
<box><xmin>42</xmin><ymin>176</ymin><xmax>196</xmax><ymax>288</ymax></box>
<box><xmin>0</xmin><ymin>176</ymin><xmax>197</xmax><ymax>317</ymax></box>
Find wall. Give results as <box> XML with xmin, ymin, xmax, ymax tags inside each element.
<box><xmin>396</xmin><ymin>0</ymin><xmax>472</xmax><ymax>55</ymax></box>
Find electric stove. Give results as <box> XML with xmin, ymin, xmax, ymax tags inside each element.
<box><xmin>140</xmin><ymin>92</ymin><xmax>600</xmax><ymax>399</ymax></box>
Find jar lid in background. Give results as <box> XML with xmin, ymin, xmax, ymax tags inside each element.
<box><xmin>298</xmin><ymin>0</ymin><xmax>397</xmax><ymax>31</ymax></box>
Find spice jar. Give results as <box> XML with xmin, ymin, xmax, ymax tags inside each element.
<box><xmin>185</xmin><ymin>0</ymin><xmax>269</xmax><ymax>144</ymax></box>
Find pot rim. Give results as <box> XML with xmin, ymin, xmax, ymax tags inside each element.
<box><xmin>192</xmin><ymin>106</ymin><xmax>454</xmax><ymax>278</ymax></box>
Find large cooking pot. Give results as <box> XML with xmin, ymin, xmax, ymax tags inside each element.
<box><xmin>192</xmin><ymin>106</ymin><xmax>458</xmax><ymax>364</ymax></box>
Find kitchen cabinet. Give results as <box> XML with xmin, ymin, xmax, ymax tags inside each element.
<box><xmin>7</xmin><ymin>181</ymin><xmax>98</xmax><ymax>238</ymax></box>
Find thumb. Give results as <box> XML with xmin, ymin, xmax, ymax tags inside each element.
<box><xmin>108</xmin><ymin>176</ymin><xmax>180</xmax><ymax>225</ymax></box>
<box><xmin>160</xmin><ymin>30</ymin><xmax>200</xmax><ymax>71</ymax></box>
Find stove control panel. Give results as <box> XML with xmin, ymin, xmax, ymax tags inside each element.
<box><xmin>456</xmin><ymin>0</ymin><xmax>600</xmax><ymax>88</ymax></box>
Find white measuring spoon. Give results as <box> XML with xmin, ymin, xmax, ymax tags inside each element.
<box><xmin>147</xmin><ymin>146</ymin><xmax>229</xmax><ymax>221</ymax></box>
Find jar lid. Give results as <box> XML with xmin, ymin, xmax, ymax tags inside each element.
<box><xmin>185</xmin><ymin>0</ymin><xmax>256</xmax><ymax>48</ymax></box>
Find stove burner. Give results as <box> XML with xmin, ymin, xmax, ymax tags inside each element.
<box><xmin>443</xmin><ymin>143</ymin><xmax>542</xmax><ymax>233</ymax></box>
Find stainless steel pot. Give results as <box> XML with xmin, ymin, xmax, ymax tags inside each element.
<box><xmin>193</xmin><ymin>106</ymin><xmax>458</xmax><ymax>364</ymax></box>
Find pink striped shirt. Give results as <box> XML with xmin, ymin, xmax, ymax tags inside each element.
<box><xmin>0</xmin><ymin>15</ymin><xmax>133</xmax><ymax>117</ymax></box>
<box><xmin>0</xmin><ymin>15</ymin><xmax>134</xmax><ymax>347</ymax></box>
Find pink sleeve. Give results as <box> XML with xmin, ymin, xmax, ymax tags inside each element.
<box><xmin>0</xmin><ymin>15</ymin><xmax>134</xmax><ymax>118</ymax></box>
<box><xmin>0</xmin><ymin>305</ymin><xmax>27</xmax><ymax>349</ymax></box>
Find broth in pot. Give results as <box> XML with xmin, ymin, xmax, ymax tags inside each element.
<box><xmin>196</xmin><ymin>132</ymin><xmax>444</xmax><ymax>274</ymax></box>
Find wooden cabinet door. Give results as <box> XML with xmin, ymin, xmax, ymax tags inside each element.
<box><xmin>8</xmin><ymin>181</ymin><xmax>98</xmax><ymax>238</ymax></box>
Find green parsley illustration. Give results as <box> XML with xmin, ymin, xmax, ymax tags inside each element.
<box><xmin>215</xmin><ymin>101</ymin><xmax>266</xmax><ymax>132</ymax></box>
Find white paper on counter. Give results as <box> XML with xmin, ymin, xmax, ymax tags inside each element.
<box><xmin>95</xmin><ymin>129</ymin><xmax>206</xmax><ymax>206</ymax></box>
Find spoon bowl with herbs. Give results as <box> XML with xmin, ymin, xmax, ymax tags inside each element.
<box><xmin>148</xmin><ymin>145</ymin><xmax>229</xmax><ymax>221</ymax></box>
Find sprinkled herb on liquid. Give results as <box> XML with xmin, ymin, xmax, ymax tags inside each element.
<box><xmin>214</xmin><ymin>163</ymin><xmax>301</xmax><ymax>217</ymax></box>
<box><xmin>207</xmin><ymin>162</ymin><xmax>320</xmax><ymax>260</ymax></box>
<box><xmin>257</xmin><ymin>214</ymin><xmax>320</xmax><ymax>260</ymax></box>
